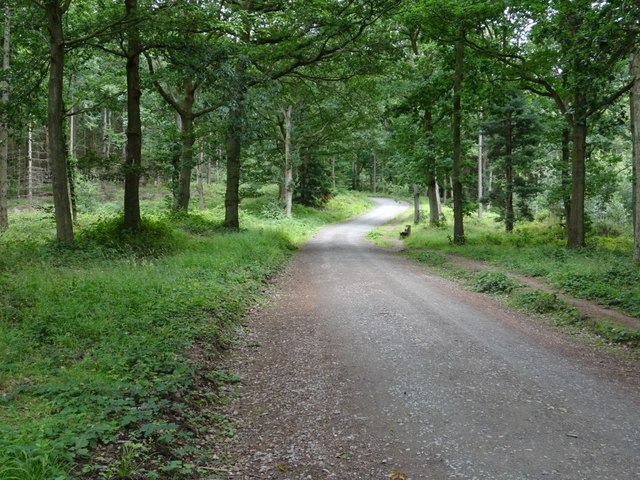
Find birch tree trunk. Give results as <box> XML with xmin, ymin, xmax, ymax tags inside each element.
<box><xmin>0</xmin><ymin>6</ymin><xmax>9</xmax><ymax>230</ymax></box>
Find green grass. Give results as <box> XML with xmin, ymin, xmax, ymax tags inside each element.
<box><xmin>404</xmin><ymin>205</ymin><xmax>640</xmax><ymax>318</ymax></box>
<box><xmin>0</xmin><ymin>184</ymin><xmax>372</xmax><ymax>479</ymax></box>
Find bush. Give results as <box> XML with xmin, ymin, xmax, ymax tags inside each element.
<box><xmin>472</xmin><ymin>271</ymin><xmax>519</xmax><ymax>294</ymax></box>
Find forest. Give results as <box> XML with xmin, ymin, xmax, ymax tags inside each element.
<box><xmin>1</xmin><ymin>0</ymin><xmax>639</xmax><ymax>478</ymax></box>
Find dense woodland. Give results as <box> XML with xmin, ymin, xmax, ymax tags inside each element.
<box><xmin>2</xmin><ymin>2</ymin><xmax>640</xmax><ymax>478</ymax></box>
<box><xmin>0</xmin><ymin>1</ymin><xmax>639</xmax><ymax>258</ymax></box>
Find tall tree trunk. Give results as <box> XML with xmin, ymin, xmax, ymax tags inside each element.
<box><xmin>371</xmin><ymin>152</ymin><xmax>377</xmax><ymax>193</ymax></box>
<box><xmin>631</xmin><ymin>51</ymin><xmax>640</xmax><ymax>264</ymax></box>
<box><xmin>561</xmin><ymin>126</ymin><xmax>571</xmax><ymax>234</ymax></box>
<box><xmin>434</xmin><ymin>179</ymin><xmax>441</xmax><ymax>221</ymax></box>
<box><xmin>216</xmin><ymin>144</ymin><xmax>222</xmax><ymax>184</ymax></box>
<box><xmin>452</xmin><ymin>28</ymin><xmax>465</xmax><ymax>244</ymax></box>
<box><xmin>413</xmin><ymin>184</ymin><xmax>420</xmax><ymax>224</ymax></box>
<box><xmin>331</xmin><ymin>155</ymin><xmax>336</xmax><ymax>191</ymax></box>
<box><xmin>28</xmin><ymin>123</ymin><xmax>33</xmax><ymax>207</ymax></box>
<box><xmin>197</xmin><ymin>144</ymin><xmax>205</xmax><ymax>211</ymax></box>
<box><xmin>0</xmin><ymin>6</ymin><xmax>9</xmax><ymax>230</ymax></box>
<box><xmin>505</xmin><ymin>117</ymin><xmax>514</xmax><ymax>232</ymax></box>
<box><xmin>46</xmin><ymin>1</ymin><xmax>73</xmax><ymax>243</ymax></box>
<box><xmin>478</xmin><ymin>111</ymin><xmax>483</xmax><ymax>220</ymax></box>
<box><xmin>424</xmin><ymin>110</ymin><xmax>440</xmax><ymax>226</ymax></box>
<box><xmin>224</xmin><ymin>60</ymin><xmax>246</xmax><ymax>230</ymax></box>
<box><xmin>283</xmin><ymin>105</ymin><xmax>293</xmax><ymax>218</ymax></box>
<box><xmin>123</xmin><ymin>0</ymin><xmax>142</xmax><ymax>230</ymax></box>
<box><xmin>567</xmin><ymin>92</ymin><xmax>587</xmax><ymax>248</ymax></box>
<box><xmin>175</xmin><ymin>80</ymin><xmax>196</xmax><ymax>211</ymax></box>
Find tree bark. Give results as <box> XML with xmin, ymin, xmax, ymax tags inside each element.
<box><xmin>567</xmin><ymin>91</ymin><xmax>587</xmax><ymax>248</ymax></box>
<box><xmin>283</xmin><ymin>105</ymin><xmax>293</xmax><ymax>218</ymax></box>
<box><xmin>423</xmin><ymin>110</ymin><xmax>440</xmax><ymax>226</ymax></box>
<box><xmin>371</xmin><ymin>152</ymin><xmax>377</xmax><ymax>193</ymax></box>
<box><xmin>175</xmin><ymin>80</ymin><xmax>196</xmax><ymax>211</ymax></box>
<box><xmin>561</xmin><ymin>126</ymin><xmax>571</xmax><ymax>234</ymax></box>
<box><xmin>452</xmin><ymin>28</ymin><xmax>465</xmax><ymax>244</ymax></box>
<box><xmin>28</xmin><ymin>123</ymin><xmax>33</xmax><ymax>207</ymax></box>
<box><xmin>505</xmin><ymin>116</ymin><xmax>514</xmax><ymax>232</ymax></box>
<box><xmin>0</xmin><ymin>6</ymin><xmax>9</xmax><ymax>230</ymax></box>
<box><xmin>123</xmin><ymin>0</ymin><xmax>142</xmax><ymax>230</ymax></box>
<box><xmin>477</xmin><ymin>111</ymin><xmax>483</xmax><ymax>220</ymax></box>
<box><xmin>46</xmin><ymin>0</ymin><xmax>74</xmax><ymax>243</ymax></box>
<box><xmin>413</xmin><ymin>184</ymin><xmax>420</xmax><ymax>225</ymax></box>
<box><xmin>631</xmin><ymin>51</ymin><xmax>640</xmax><ymax>264</ymax></box>
<box><xmin>331</xmin><ymin>155</ymin><xmax>336</xmax><ymax>191</ymax></box>
<box><xmin>197</xmin><ymin>144</ymin><xmax>205</xmax><ymax>211</ymax></box>
<box><xmin>224</xmin><ymin>60</ymin><xmax>246</xmax><ymax>230</ymax></box>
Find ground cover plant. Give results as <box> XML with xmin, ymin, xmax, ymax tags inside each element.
<box><xmin>404</xmin><ymin>206</ymin><xmax>640</xmax><ymax>318</ymax></box>
<box><xmin>0</xmin><ymin>185</ymin><xmax>372</xmax><ymax>479</ymax></box>
<box><xmin>396</xmin><ymin>204</ymin><xmax>640</xmax><ymax>349</ymax></box>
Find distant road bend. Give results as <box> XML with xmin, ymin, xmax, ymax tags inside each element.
<box><xmin>223</xmin><ymin>197</ymin><xmax>640</xmax><ymax>479</ymax></box>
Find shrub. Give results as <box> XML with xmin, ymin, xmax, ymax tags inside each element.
<box><xmin>472</xmin><ymin>271</ymin><xmax>519</xmax><ymax>294</ymax></box>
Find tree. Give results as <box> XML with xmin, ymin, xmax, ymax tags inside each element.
<box><xmin>0</xmin><ymin>6</ymin><xmax>10</xmax><ymax>230</ymax></box>
<box><xmin>632</xmin><ymin>50</ymin><xmax>640</xmax><ymax>263</ymax></box>
<box><xmin>44</xmin><ymin>0</ymin><xmax>74</xmax><ymax>243</ymax></box>
<box><xmin>498</xmin><ymin>1</ymin><xmax>639</xmax><ymax>247</ymax></box>
<box><xmin>220</xmin><ymin>0</ymin><xmax>400</xmax><ymax>230</ymax></box>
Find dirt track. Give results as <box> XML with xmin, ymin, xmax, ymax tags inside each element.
<box><xmin>219</xmin><ymin>198</ymin><xmax>640</xmax><ymax>479</ymax></box>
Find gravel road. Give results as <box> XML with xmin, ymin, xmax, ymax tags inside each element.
<box><xmin>221</xmin><ymin>198</ymin><xmax>640</xmax><ymax>479</ymax></box>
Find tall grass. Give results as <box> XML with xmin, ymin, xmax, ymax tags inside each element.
<box><xmin>0</xmin><ymin>184</ymin><xmax>372</xmax><ymax>479</ymax></box>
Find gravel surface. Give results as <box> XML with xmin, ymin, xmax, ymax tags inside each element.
<box><xmin>219</xmin><ymin>198</ymin><xmax>640</xmax><ymax>479</ymax></box>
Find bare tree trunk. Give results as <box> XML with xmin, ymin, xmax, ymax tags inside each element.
<box><xmin>68</xmin><ymin>100</ymin><xmax>77</xmax><ymax>222</ymax></box>
<box><xmin>224</xmin><ymin>59</ymin><xmax>246</xmax><ymax>230</ymax></box>
<box><xmin>452</xmin><ymin>28</ymin><xmax>465</xmax><ymax>245</ymax></box>
<box><xmin>0</xmin><ymin>6</ymin><xmax>9</xmax><ymax>230</ymax></box>
<box><xmin>123</xmin><ymin>0</ymin><xmax>142</xmax><ymax>230</ymax></box>
<box><xmin>175</xmin><ymin>80</ymin><xmax>196</xmax><ymax>211</ymax></box>
<box><xmin>331</xmin><ymin>155</ymin><xmax>336</xmax><ymax>191</ymax></box>
<box><xmin>216</xmin><ymin>144</ymin><xmax>221</xmax><ymax>184</ymax></box>
<box><xmin>413</xmin><ymin>184</ymin><xmax>420</xmax><ymax>225</ymax></box>
<box><xmin>505</xmin><ymin>116</ymin><xmax>514</xmax><ymax>232</ymax></box>
<box><xmin>371</xmin><ymin>152</ymin><xmax>377</xmax><ymax>193</ymax></box>
<box><xmin>631</xmin><ymin>51</ymin><xmax>640</xmax><ymax>264</ymax></box>
<box><xmin>561</xmin><ymin>126</ymin><xmax>571</xmax><ymax>235</ymax></box>
<box><xmin>283</xmin><ymin>105</ymin><xmax>293</xmax><ymax>218</ymax></box>
<box><xmin>434</xmin><ymin>180</ymin><xmax>441</xmax><ymax>219</ymax></box>
<box><xmin>28</xmin><ymin>123</ymin><xmax>33</xmax><ymax>207</ymax></box>
<box><xmin>478</xmin><ymin>111</ymin><xmax>483</xmax><ymax>220</ymax></box>
<box><xmin>567</xmin><ymin>92</ymin><xmax>587</xmax><ymax>248</ymax></box>
<box><xmin>424</xmin><ymin>110</ymin><xmax>440</xmax><ymax>226</ymax></box>
<box><xmin>46</xmin><ymin>1</ymin><xmax>74</xmax><ymax>243</ymax></box>
<box><xmin>206</xmin><ymin>143</ymin><xmax>212</xmax><ymax>184</ymax></box>
<box><xmin>197</xmin><ymin>144</ymin><xmax>205</xmax><ymax>211</ymax></box>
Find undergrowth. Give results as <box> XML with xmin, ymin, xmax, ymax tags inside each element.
<box><xmin>0</xmin><ymin>185</ymin><xmax>372</xmax><ymax>479</ymax></box>
<box><xmin>404</xmin><ymin>205</ymin><xmax>640</xmax><ymax>318</ymax></box>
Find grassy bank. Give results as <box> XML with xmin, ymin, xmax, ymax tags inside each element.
<box><xmin>0</xmin><ymin>186</ymin><xmax>372</xmax><ymax>479</ymax></box>
<box><xmin>386</xmin><ymin>205</ymin><xmax>640</xmax><ymax>348</ymax></box>
<box><xmin>403</xmin><ymin>206</ymin><xmax>640</xmax><ymax>317</ymax></box>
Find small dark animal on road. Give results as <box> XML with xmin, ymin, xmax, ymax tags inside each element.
<box><xmin>399</xmin><ymin>225</ymin><xmax>411</xmax><ymax>239</ymax></box>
